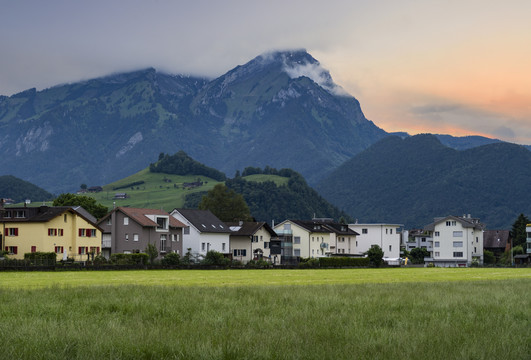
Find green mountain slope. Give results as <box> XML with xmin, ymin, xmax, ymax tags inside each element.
<box><xmin>316</xmin><ymin>134</ymin><xmax>531</xmax><ymax>229</ymax></box>
<box><xmin>0</xmin><ymin>175</ymin><xmax>54</xmax><ymax>203</ymax></box>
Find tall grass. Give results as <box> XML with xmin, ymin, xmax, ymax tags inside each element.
<box><xmin>0</xmin><ymin>272</ymin><xmax>529</xmax><ymax>359</ymax></box>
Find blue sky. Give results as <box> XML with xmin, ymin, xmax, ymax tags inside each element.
<box><xmin>1</xmin><ymin>0</ymin><xmax>530</xmax><ymax>144</ymax></box>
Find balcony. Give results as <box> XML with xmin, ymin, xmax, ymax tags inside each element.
<box><xmin>276</xmin><ymin>229</ymin><xmax>293</xmax><ymax>235</ymax></box>
<box><xmin>102</xmin><ymin>239</ymin><xmax>111</xmax><ymax>248</ymax></box>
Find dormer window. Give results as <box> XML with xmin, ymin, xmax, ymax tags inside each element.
<box><xmin>15</xmin><ymin>210</ymin><xmax>26</xmax><ymax>218</ymax></box>
<box><xmin>156</xmin><ymin>217</ymin><xmax>168</xmax><ymax>230</ymax></box>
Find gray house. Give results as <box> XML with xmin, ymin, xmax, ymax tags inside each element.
<box><xmin>98</xmin><ymin>207</ymin><xmax>186</xmax><ymax>259</ymax></box>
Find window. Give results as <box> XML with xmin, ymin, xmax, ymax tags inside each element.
<box><xmin>79</xmin><ymin>229</ymin><xmax>95</xmax><ymax>237</ymax></box>
<box><xmin>222</xmin><ymin>243</ymin><xmax>226</xmax><ymax>251</ymax></box>
<box><xmin>435</xmin><ymin>252</ymin><xmax>440</xmax><ymax>257</ymax></box>
<box><xmin>160</xmin><ymin>235</ymin><xmax>167</xmax><ymax>252</ymax></box>
<box><xmin>362</xmin><ymin>228</ymin><xmax>368</xmax><ymax>234</ymax></box>
<box><xmin>252</xmin><ymin>236</ymin><xmax>258</xmax><ymax>243</ymax></box>
<box><xmin>64</xmin><ymin>214</ymin><xmax>67</xmax><ymax>223</ymax></box>
<box><xmin>6</xmin><ymin>228</ymin><xmax>19</xmax><ymax>236</ymax></box>
<box><xmin>124</xmin><ymin>217</ymin><xmax>129</xmax><ymax>225</ymax></box>
<box><xmin>78</xmin><ymin>247</ymin><xmax>88</xmax><ymax>255</ymax></box>
<box><xmin>453</xmin><ymin>231</ymin><xmax>463</xmax><ymax>237</ymax></box>
<box><xmin>59</xmin><ymin>229</ymin><xmax>63</xmax><ymax>236</ymax></box>
<box><xmin>90</xmin><ymin>247</ymin><xmax>100</xmax><ymax>254</ymax></box>
<box><xmin>48</xmin><ymin>228</ymin><xmax>58</xmax><ymax>236</ymax></box>
<box><xmin>453</xmin><ymin>241</ymin><xmax>463</xmax><ymax>248</ymax></box>
<box><xmin>125</xmin><ymin>234</ymin><xmax>129</xmax><ymax>241</ymax></box>
<box><xmin>15</xmin><ymin>210</ymin><xmax>25</xmax><ymax>218</ymax></box>
<box><xmin>434</xmin><ymin>231</ymin><xmax>440</xmax><ymax>236</ymax></box>
<box><xmin>476</xmin><ymin>237</ymin><xmax>479</xmax><ymax>243</ymax></box>
<box><xmin>184</xmin><ymin>227</ymin><xmax>190</xmax><ymax>235</ymax></box>
<box><xmin>312</xmin><ymin>249</ymin><xmax>314</xmax><ymax>255</ymax></box>
<box><xmin>284</xmin><ymin>223</ymin><xmax>291</xmax><ymax>230</ymax></box>
<box><xmin>156</xmin><ymin>217</ymin><xmax>168</xmax><ymax>230</ymax></box>
<box><xmin>294</xmin><ymin>236</ymin><xmax>301</xmax><ymax>244</ymax></box>
<box><xmin>390</xmin><ymin>229</ymin><xmax>393</xmax><ymax>234</ymax></box>
<box><xmin>4</xmin><ymin>210</ymin><xmax>11</xmax><ymax>218</ymax></box>
<box><xmin>201</xmin><ymin>243</ymin><xmax>205</xmax><ymax>251</ymax></box>
<box><xmin>55</xmin><ymin>246</ymin><xmax>64</xmax><ymax>254</ymax></box>
<box><xmin>446</xmin><ymin>220</ymin><xmax>457</xmax><ymax>226</ymax></box>
<box><xmin>386</xmin><ymin>229</ymin><xmax>388</xmax><ymax>234</ymax></box>
<box><xmin>312</xmin><ymin>237</ymin><xmax>314</xmax><ymax>242</ymax></box>
<box><xmin>264</xmin><ymin>242</ymin><xmax>269</xmax><ymax>249</ymax></box>
<box><xmin>233</xmin><ymin>249</ymin><xmax>247</xmax><ymax>256</ymax></box>
<box><xmin>133</xmin><ymin>234</ymin><xmax>139</xmax><ymax>242</ymax></box>
<box><xmin>107</xmin><ymin>218</ymin><xmax>112</xmax><ymax>225</ymax></box>
<box><xmin>389</xmin><ymin>245</ymin><xmax>392</xmax><ymax>252</ymax></box>
<box><xmin>6</xmin><ymin>246</ymin><xmax>18</xmax><ymax>255</ymax></box>
<box><xmin>453</xmin><ymin>252</ymin><xmax>463</xmax><ymax>257</ymax></box>
<box><xmin>294</xmin><ymin>249</ymin><xmax>301</xmax><ymax>257</ymax></box>
<box><xmin>434</xmin><ymin>241</ymin><xmax>440</xmax><ymax>247</ymax></box>
<box><xmin>474</xmin><ymin>247</ymin><xmax>477</xmax><ymax>253</ymax></box>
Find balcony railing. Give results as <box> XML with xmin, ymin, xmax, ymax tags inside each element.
<box><xmin>102</xmin><ymin>239</ymin><xmax>111</xmax><ymax>248</ymax></box>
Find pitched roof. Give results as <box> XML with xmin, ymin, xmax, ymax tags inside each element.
<box><xmin>424</xmin><ymin>215</ymin><xmax>485</xmax><ymax>231</ymax></box>
<box><xmin>172</xmin><ymin>208</ymin><xmax>230</xmax><ymax>233</ymax></box>
<box><xmin>483</xmin><ymin>230</ymin><xmax>510</xmax><ymax>249</ymax></box>
<box><xmin>99</xmin><ymin>207</ymin><xmax>186</xmax><ymax>228</ymax></box>
<box><xmin>226</xmin><ymin>221</ymin><xmax>277</xmax><ymax>237</ymax></box>
<box><xmin>1</xmin><ymin>206</ymin><xmax>101</xmax><ymax>230</ymax></box>
<box><xmin>283</xmin><ymin>219</ymin><xmax>359</xmax><ymax>236</ymax></box>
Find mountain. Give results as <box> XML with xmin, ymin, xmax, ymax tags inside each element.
<box><xmin>0</xmin><ymin>175</ymin><xmax>54</xmax><ymax>203</ymax></box>
<box><xmin>315</xmin><ymin>134</ymin><xmax>531</xmax><ymax>229</ymax></box>
<box><xmin>0</xmin><ymin>50</ymin><xmax>387</xmax><ymax>194</ymax></box>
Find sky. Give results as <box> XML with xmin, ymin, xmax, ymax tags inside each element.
<box><xmin>1</xmin><ymin>0</ymin><xmax>531</xmax><ymax>144</ymax></box>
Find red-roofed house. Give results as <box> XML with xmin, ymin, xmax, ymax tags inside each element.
<box><xmin>97</xmin><ymin>207</ymin><xmax>186</xmax><ymax>259</ymax></box>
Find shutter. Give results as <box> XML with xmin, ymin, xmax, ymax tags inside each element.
<box><xmin>31</xmin><ymin>246</ymin><xmax>36</xmax><ymax>253</ymax></box>
<box><xmin>78</xmin><ymin>247</ymin><xmax>81</xmax><ymax>254</ymax></box>
<box><xmin>14</xmin><ymin>247</ymin><xmax>17</xmax><ymax>255</ymax></box>
<box><xmin>48</xmin><ymin>229</ymin><xmax>51</xmax><ymax>236</ymax></box>
<box><xmin>14</xmin><ymin>228</ymin><xmax>18</xmax><ymax>236</ymax></box>
<box><xmin>79</xmin><ymin>229</ymin><xmax>82</xmax><ymax>237</ymax></box>
<box><xmin>4</xmin><ymin>247</ymin><xmax>7</xmax><ymax>252</ymax></box>
<box><xmin>97</xmin><ymin>247</ymin><xmax>100</xmax><ymax>253</ymax></box>
<box><xmin>242</xmin><ymin>249</ymin><xmax>247</xmax><ymax>257</ymax></box>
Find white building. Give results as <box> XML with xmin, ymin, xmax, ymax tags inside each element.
<box><xmin>226</xmin><ymin>221</ymin><xmax>277</xmax><ymax>263</ymax></box>
<box><xmin>348</xmin><ymin>223</ymin><xmax>402</xmax><ymax>260</ymax></box>
<box><xmin>423</xmin><ymin>215</ymin><xmax>484</xmax><ymax>267</ymax></box>
<box><xmin>273</xmin><ymin>219</ymin><xmax>359</xmax><ymax>260</ymax></box>
<box><xmin>170</xmin><ymin>209</ymin><xmax>231</xmax><ymax>258</ymax></box>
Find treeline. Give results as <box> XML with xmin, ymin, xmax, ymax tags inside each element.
<box><xmin>226</xmin><ymin>169</ymin><xmax>352</xmax><ymax>223</ymax></box>
<box><xmin>149</xmin><ymin>151</ymin><xmax>226</xmax><ymax>181</ymax></box>
<box><xmin>0</xmin><ymin>175</ymin><xmax>54</xmax><ymax>203</ymax></box>
<box><xmin>239</xmin><ymin>166</ymin><xmax>298</xmax><ymax>178</ymax></box>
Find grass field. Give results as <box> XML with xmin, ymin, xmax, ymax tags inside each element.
<box><xmin>1</xmin><ymin>268</ymin><xmax>530</xmax><ymax>359</ymax></box>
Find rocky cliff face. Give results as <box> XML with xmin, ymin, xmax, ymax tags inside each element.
<box><xmin>0</xmin><ymin>50</ymin><xmax>387</xmax><ymax>193</ymax></box>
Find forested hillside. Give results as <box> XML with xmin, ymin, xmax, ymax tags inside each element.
<box><xmin>316</xmin><ymin>134</ymin><xmax>531</xmax><ymax>229</ymax></box>
<box><xmin>0</xmin><ymin>175</ymin><xmax>54</xmax><ymax>203</ymax></box>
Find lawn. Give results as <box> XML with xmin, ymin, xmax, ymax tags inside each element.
<box><xmin>1</xmin><ymin>268</ymin><xmax>530</xmax><ymax>359</ymax></box>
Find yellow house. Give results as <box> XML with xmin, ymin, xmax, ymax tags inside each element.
<box><xmin>1</xmin><ymin>205</ymin><xmax>102</xmax><ymax>261</ymax></box>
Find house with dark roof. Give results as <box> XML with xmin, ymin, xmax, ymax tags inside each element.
<box><xmin>0</xmin><ymin>205</ymin><xmax>102</xmax><ymax>261</ymax></box>
<box><xmin>170</xmin><ymin>209</ymin><xmax>231</xmax><ymax>258</ymax></box>
<box><xmin>97</xmin><ymin>207</ymin><xmax>186</xmax><ymax>259</ymax></box>
<box><xmin>273</xmin><ymin>218</ymin><xmax>359</xmax><ymax>260</ymax></box>
<box><xmin>483</xmin><ymin>229</ymin><xmax>511</xmax><ymax>262</ymax></box>
<box><xmin>423</xmin><ymin>214</ymin><xmax>485</xmax><ymax>267</ymax></box>
<box><xmin>226</xmin><ymin>221</ymin><xmax>277</xmax><ymax>264</ymax></box>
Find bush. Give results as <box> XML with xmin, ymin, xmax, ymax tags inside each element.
<box><xmin>319</xmin><ymin>257</ymin><xmax>370</xmax><ymax>268</ymax></box>
<box><xmin>161</xmin><ymin>252</ymin><xmax>181</xmax><ymax>266</ymax></box>
<box><xmin>201</xmin><ymin>251</ymin><xmax>230</xmax><ymax>266</ymax></box>
<box><xmin>409</xmin><ymin>247</ymin><xmax>430</xmax><ymax>264</ymax></box>
<box><xmin>110</xmin><ymin>253</ymin><xmax>149</xmax><ymax>265</ymax></box>
<box><xmin>24</xmin><ymin>252</ymin><xmax>56</xmax><ymax>265</ymax></box>
<box><xmin>365</xmin><ymin>245</ymin><xmax>384</xmax><ymax>267</ymax></box>
<box><xmin>483</xmin><ymin>250</ymin><xmax>495</xmax><ymax>265</ymax></box>
<box><xmin>245</xmin><ymin>259</ymin><xmax>272</xmax><ymax>269</ymax></box>
<box><xmin>298</xmin><ymin>258</ymin><xmax>320</xmax><ymax>269</ymax></box>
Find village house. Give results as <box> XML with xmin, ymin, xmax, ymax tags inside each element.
<box><xmin>423</xmin><ymin>214</ymin><xmax>484</xmax><ymax>267</ymax></box>
<box><xmin>170</xmin><ymin>208</ymin><xmax>231</xmax><ymax>258</ymax></box>
<box><xmin>0</xmin><ymin>205</ymin><xmax>102</xmax><ymax>261</ymax></box>
<box><xmin>273</xmin><ymin>218</ymin><xmax>359</xmax><ymax>261</ymax></box>
<box><xmin>348</xmin><ymin>222</ymin><xmax>402</xmax><ymax>260</ymax></box>
<box><xmin>226</xmin><ymin>221</ymin><xmax>277</xmax><ymax>263</ymax></box>
<box><xmin>483</xmin><ymin>229</ymin><xmax>511</xmax><ymax>262</ymax></box>
<box><xmin>97</xmin><ymin>207</ymin><xmax>185</xmax><ymax>259</ymax></box>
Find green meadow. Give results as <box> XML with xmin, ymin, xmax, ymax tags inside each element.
<box><xmin>1</xmin><ymin>268</ymin><xmax>530</xmax><ymax>359</ymax></box>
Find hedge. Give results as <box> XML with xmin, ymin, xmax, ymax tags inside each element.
<box><xmin>24</xmin><ymin>252</ymin><xmax>57</xmax><ymax>265</ymax></box>
<box><xmin>110</xmin><ymin>253</ymin><xmax>149</xmax><ymax>265</ymax></box>
<box><xmin>319</xmin><ymin>257</ymin><xmax>370</xmax><ymax>268</ymax></box>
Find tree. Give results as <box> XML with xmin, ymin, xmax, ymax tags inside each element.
<box><xmin>510</xmin><ymin>213</ymin><xmax>530</xmax><ymax>248</ymax></box>
<box><xmin>365</xmin><ymin>245</ymin><xmax>384</xmax><ymax>267</ymax></box>
<box><xmin>483</xmin><ymin>250</ymin><xmax>495</xmax><ymax>265</ymax></box>
<box><xmin>410</xmin><ymin>248</ymin><xmax>430</xmax><ymax>264</ymax></box>
<box><xmin>198</xmin><ymin>184</ymin><xmax>252</xmax><ymax>222</ymax></box>
<box><xmin>52</xmin><ymin>193</ymin><xmax>108</xmax><ymax>220</ymax></box>
<box><xmin>145</xmin><ymin>243</ymin><xmax>158</xmax><ymax>265</ymax></box>
<box><xmin>80</xmin><ymin>184</ymin><xmax>87</xmax><ymax>190</ymax></box>
<box><xmin>201</xmin><ymin>250</ymin><xmax>230</xmax><ymax>266</ymax></box>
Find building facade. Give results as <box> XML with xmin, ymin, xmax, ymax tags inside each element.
<box><xmin>1</xmin><ymin>205</ymin><xmax>102</xmax><ymax>261</ymax></box>
<box><xmin>348</xmin><ymin>223</ymin><xmax>402</xmax><ymax>259</ymax></box>
<box><xmin>226</xmin><ymin>221</ymin><xmax>277</xmax><ymax>263</ymax></box>
<box><xmin>423</xmin><ymin>215</ymin><xmax>484</xmax><ymax>267</ymax></box>
<box><xmin>97</xmin><ymin>207</ymin><xmax>185</xmax><ymax>259</ymax></box>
